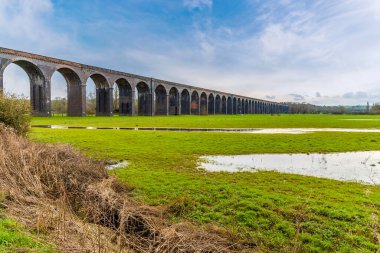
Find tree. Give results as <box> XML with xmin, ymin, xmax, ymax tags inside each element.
<box><xmin>0</xmin><ymin>92</ymin><xmax>31</xmax><ymax>136</ymax></box>
<box><xmin>86</xmin><ymin>92</ymin><xmax>96</xmax><ymax>115</ymax></box>
<box><xmin>51</xmin><ymin>97</ymin><xmax>67</xmax><ymax>115</ymax></box>
<box><xmin>114</xmin><ymin>85</ymin><xmax>119</xmax><ymax>113</ymax></box>
<box><xmin>370</xmin><ymin>103</ymin><xmax>380</xmax><ymax>114</ymax></box>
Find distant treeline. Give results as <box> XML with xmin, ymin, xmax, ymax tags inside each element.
<box><xmin>49</xmin><ymin>97</ymin><xmax>380</xmax><ymax>115</ymax></box>
<box><xmin>285</xmin><ymin>102</ymin><xmax>380</xmax><ymax>114</ymax></box>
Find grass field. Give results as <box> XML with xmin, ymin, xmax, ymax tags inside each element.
<box><xmin>32</xmin><ymin>114</ymin><xmax>380</xmax><ymax>129</ymax></box>
<box><xmin>30</xmin><ymin>124</ymin><xmax>380</xmax><ymax>252</ymax></box>
<box><xmin>0</xmin><ymin>213</ymin><xmax>54</xmax><ymax>252</ymax></box>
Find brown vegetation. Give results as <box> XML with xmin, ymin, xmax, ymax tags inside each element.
<box><xmin>0</xmin><ymin>124</ymin><xmax>241</xmax><ymax>252</ymax></box>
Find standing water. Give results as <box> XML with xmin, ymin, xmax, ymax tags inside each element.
<box><xmin>198</xmin><ymin>151</ymin><xmax>380</xmax><ymax>184</ymax></box>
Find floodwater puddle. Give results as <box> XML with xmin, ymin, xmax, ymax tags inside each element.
<box><xmin>198</xmin><ymin>151</ymin><xmax>380</xmax><ymax>185</ymax></box>
<box><xmin>243</xmin><ymin>128</ymin><xmax>380</xmax><ymax>134</ymax></box>
<box><xmin>33</xmin><ymin>125</ymin><xmax>380</xmax><ymax>134</ymax></box>
<box><xmin>105</xmin><ymin>161</ymin><xmax>128</xmax><ymax>170</ymax></box>
<box><xmin>341</xmin><ymin>119</ymin><xmax>380</xmax><ymax>121</ymax></box>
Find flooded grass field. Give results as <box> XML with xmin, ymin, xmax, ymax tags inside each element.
<box><xmin>32</xmin><ymin>114</ymin><xmax>380</xmax><ymax>129</ymax></box>
<box><xmin>30</xmin><ymin>124</ymin><xmax>380</xmax><ymax>252</ymax></box>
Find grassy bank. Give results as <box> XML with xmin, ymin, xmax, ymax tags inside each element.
<box><xmin>32</xmin><ymin>114</ymin><xmax>380</xmax><ymax>129</ymax></box>
<box><xmin>31</xmin><ymin>128</ymin><xmax>380</xmax><ymax>252</ymax></box>
<box><xmin>0</xmin><ymin>214</ymin><xmax>54</xmax><ymax>252</ymax></box>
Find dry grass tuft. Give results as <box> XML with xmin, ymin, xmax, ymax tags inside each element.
<box><xmin>0</xmin><ymin>124</ymin><xmax>241</xmax><ymax>252</ymax></box>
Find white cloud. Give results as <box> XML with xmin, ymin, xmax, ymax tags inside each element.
<box><xmin>0</xmin><ymin>0</ymin><xmax>70</xmax><ymax>52</ymax></box>
<box><xmin>260</xmin><ymin>24</ymin><xmax>299</xmax><ymax>56</ymax></box>
<box><xmin>183</xmin><ymin>0</ymin><xmax>212</xmax><ymax>10</ymax></box>
<box><xmin>2</xmin><ymin>0</ymin><xmax>380</xmax><ymax>106</ymax></box>
<box><xmin>187</xmin><ymin>0</ymin><xmax>380</xmax><ymax>105</ymax></box>
<box><xmin>0</xmin><ymin>0</ymin><xmax>75</xmax><ymax>98</ymax></box>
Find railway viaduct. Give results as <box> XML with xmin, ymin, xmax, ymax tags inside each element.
<box><xmin>0</xmin><ymin>47</ymin><xmax>288</xmax><ymax>117</ymax></box>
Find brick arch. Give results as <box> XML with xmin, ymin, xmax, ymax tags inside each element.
<box><xmin>155</xmin><ymin>84</ymin><xmax>167</xmax><ymax>115</ymax></box>
<box><xmin>215</xmin><ymin>94</ymin><xmax>221</xmax><ymax>114</ymax></box>
<box><xmin>86</xmin><ymin>73</ymin><xmax>112</xmax><ymax>116</ymax></box>
<box><xmin>54</xmin><ymin>67</ymin><xmax>84</xmax><ymax>116</ymax></box>
<box><xmin>200</xmin><ymin>92</ymin><xmax>208</xmax><ymax>115</ymax></box>
<box><xmin>169</xmin><ymin>87</ymin><xmax>179</xmax><ymax>115</ymax></box>
<box><xmin>191</xmin><ymin>90</ymin><xmax>199</xmax><ymax>115</ymax></box>
<box><xmin>222</xmin><ymin>95</ymin><xmax>227</xmax><ymax>114</ymax></box>
<box><xmin>136</xmin><ymin>81</ymin><xmax>152</xmax><ymax>116</ymax></box>
<box><xmin>1</xmin><ymin>58</ymin><xmax>48</xmax><ymax>116</ymax></box>
<box><xmin>208</xmin><ymin>93</ymin><xmax>214</xmax><ymax>114</ymax></box>
<box><xmin>115</xmin><ymin>78</ymin><xmax>133</xmax><ymax>116</ymax></box>
<box><xmin>181</xmin><ymin>89</ymin><xmax>190</xmax><ymax>115</ymax></box>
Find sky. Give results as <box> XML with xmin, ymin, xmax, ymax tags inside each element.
<box><xmin>1</xmin><ymin>0</ymin><xmax>380</xmax><ymax>105</ymax></box>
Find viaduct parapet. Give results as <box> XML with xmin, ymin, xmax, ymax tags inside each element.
<box><xmin>0</xmin><ymin>47</ymin><xmax>288</xmax><ymax>116</ymax></box>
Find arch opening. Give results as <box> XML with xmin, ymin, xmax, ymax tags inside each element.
<box><xmin>215</xmin><ymin>95</ymin><xmax>221</xmax><ymax>114</ymax></box>
<box><xmin>136</xmin><ymin>82</ymin><xmax>151</xmax><ymax>116</ymax></box>
<box><xmin>169</xmin><ymin>87</ymin><xmax>179</xmax><ymax>115</ymax></box>
<box><xmin>208</xmin><ymin>93</ymin><xmax>214</xmax><ymax>115</ymax></box>
<box><xmin>227</xmin><ymin>97</ymin><xmax>232</xmax><ymax>114</ymax></box>
<box><xmin>116</xmin><ymin>78</ymin><xmax>132</xmax><ymax>116</ymax></box>
<box><xmin>191</xmin><ymin>91</ymin><xmax>199</xmax><ymax>115</ymax></box>
<box><xmin>155</xmin><ymin>85</ymin><xmax>167</xmax><ymax>115</ymax></box>
<box><xmin>181</xmin><ymin>89</ymin><xmax>190</xmax><ymax>115</ymax></box>
<box><xmin>86</xmin><ymin>73</ymin><xmax>112</xmax><ymax>116</ymax></box>
<box><xmin>222</xmin><ymin>96</ymin><xmax>227</xmax><ymax>114</ymax></box>
<box><xmin>233</xmin><ymin>97</ymin><xmax>237</xmax><ymax>114</ymax></box>
<box><xmin>200</xmin><ymin>92</ymin><xmax>207</xmax><ymax>115</ymax></box>
<box><xmin>52</xmin><ymin>68</ymin><xmax>83</xmax><ymax>116</ymax></box>
<box><xmin>2</xmin><ymin>60</ymin><xmax>47</xmax><ymax>116</ymax></box>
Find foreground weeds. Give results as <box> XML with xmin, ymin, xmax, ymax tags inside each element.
<box><xmin>0</xmin><ymin>124</ymin><xmax>240</xmax><ymax>252</ymax></box>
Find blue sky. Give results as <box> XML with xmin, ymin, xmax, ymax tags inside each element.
<box><xmin>1</xmin><ymin>0</ymin><xmax>380</xmax><ymax>105</ymax></box>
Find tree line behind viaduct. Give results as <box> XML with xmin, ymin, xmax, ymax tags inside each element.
<box><xmin>0</xmin><ymin>47</ymin><xmax>288</xmax><ymax>116</ymax></box>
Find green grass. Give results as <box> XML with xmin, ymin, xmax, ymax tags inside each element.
<box><xmin>30</xmin><ymin>128</ymin><xmax>380</xmax><ymax>252</ymax></box>
<box><xmin>0</xmin><ymin>213</ymin><xmax>55</xmax><ymax>252</ymax></box>
<box><xmin>32</xmin><ymin>114</ymin><xmax>380</xmax><ymax>129</ymax></box>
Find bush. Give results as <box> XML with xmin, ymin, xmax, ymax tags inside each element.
<box><xmin>0</xmin><ymin>92</ymin><xmax>30</xmax><ymax>136</ymax></box>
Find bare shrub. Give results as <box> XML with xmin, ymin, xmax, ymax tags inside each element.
<box><xmin>0</xmin><ymin>125</ymin><xmax>241</xmax><ymax>252</ymax></box>
<box><xmin>0</xmin><ymin>92</ymin><xmax>30</xmax><ymax>136</ymax></box>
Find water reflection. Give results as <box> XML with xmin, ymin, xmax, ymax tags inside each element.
<box><xmin>105</xmin><ymin>161</ymin><xmax>128</xmax><ymax>170</ymax></box>
<box><xmin>33</xmin><ymin>125</ymin><xmax>380</xmax><ymax>134</ymax></box>
<box><xmin>199</xmin><ymin>151</ymin><xmax>380</xmax><ymax>185</ymax></box>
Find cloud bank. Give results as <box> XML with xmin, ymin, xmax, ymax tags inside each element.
<box><xmin>1</xmin><ymin>0</ymin><xmax>380</xmax><ymax>105</ymax></box>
